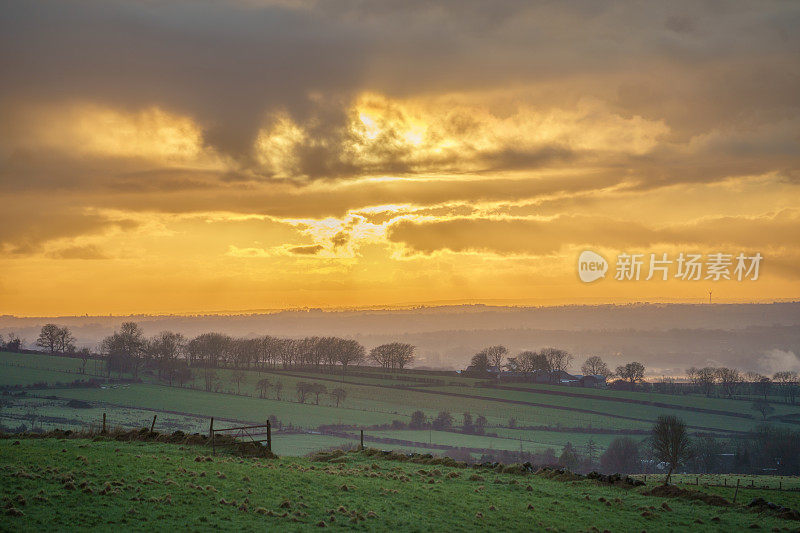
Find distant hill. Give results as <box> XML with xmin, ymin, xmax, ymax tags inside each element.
<box><xmin>2</xmin><ymin>302</ymin><xmax>799</xmax><ymax>375</ymax></box>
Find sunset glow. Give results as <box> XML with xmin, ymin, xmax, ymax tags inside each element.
<box><xmin>1</xmin><ymin>1</ymin><xmax>798</xmax><ymax>315</ymax></box>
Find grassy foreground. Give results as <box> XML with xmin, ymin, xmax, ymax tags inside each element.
<box><xmin>1</xmin><ymin>438</ymin><xmax>798</xmax><ymax>532</ymax></box>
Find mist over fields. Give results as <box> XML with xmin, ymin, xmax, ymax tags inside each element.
<box><xmin>2</xmin><ymin>302</ymin><xmax>798</xmax><ymax>377</ymax></box>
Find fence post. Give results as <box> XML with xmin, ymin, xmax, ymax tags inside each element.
<box><xmin>360</xmin><ymin>429</ymin><xmax>364</xmax><ymax>451</ymax></box>
<box><xmin>733</xmin><ymin>479</ymin><xmax>740</xmax><ymax>503</ymax></box>
<box><xmin>102</xmin><ymin>412</ymin><xmax>106</xmax><ymax>434</ymax></box>
<box><xmin>209</xmin><ymin>417</ymin><xmax>215</xmax><ymax>456</ymax></box>
<box><xmin>266</xmin><ymin>419</ymin><xmax>272</xmax><ymax>453</ymax></box>
<box><xmin>150</xmin><ymin>415</ymin><xmax>157</xmax><ymax>433</ymax></box>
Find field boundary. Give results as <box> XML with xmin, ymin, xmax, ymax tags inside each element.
<box><xmin>400</xmin><ymin>387</ymin><xmax>751</xmax><ymax>435</ymax></box>
<box><xmin>483</xmin><ymin>384</ymin><xmax>758</xmax><ymax>420</ymax></box>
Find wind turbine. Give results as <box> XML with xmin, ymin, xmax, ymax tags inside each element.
<box><xmin>707</xmin><ymin>289</ymin><xmax>713</xmax><ymax>304</ymax></box>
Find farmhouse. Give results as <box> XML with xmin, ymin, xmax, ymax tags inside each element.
<box><xmin>577</xmin><ymin>374</ymin><xmax>607</xmax><ymax>388</ymax></box>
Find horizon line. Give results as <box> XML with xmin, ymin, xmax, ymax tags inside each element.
<box><xmin>2</xmin><ymin>297</ymin><xmax>799</xmax><ymax>320</ymax></box>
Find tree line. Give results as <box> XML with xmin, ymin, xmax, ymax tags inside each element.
<box><xmin>19</xmin><ymin>324</ymin><xmax>799</xmax><ymax>405</ymax></box>
<box><xmin>687</xmin><ymin>366</ymin><xmax>799</xmax><ymax>403</ymax></box>
<box><xmin>23</xmin><ymin>322</ymin><xmax>415</xmax><ymax>385</ymax></box>
<box><xmin>466</xmin><ymin>344</ymin><xmax>800</xmax><ymax>402</ymax></box>
<box><xmin>467</xmin><ymin>345</ymin><xmax>645</xmax><ymax>385</ymax></box>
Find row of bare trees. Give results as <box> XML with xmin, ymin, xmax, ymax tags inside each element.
<box><xmin>368</xmin><ymin>342</ymin><xmax>415</xmax><ymax>370</ymax></box>
<box><xmin>184</xmin><ymin>333</ymin><xmax>367</xmax><ymax>371</ymax></box>
<box><xmin>96</xmin><ymin>322</ymin><xmax>414</xmax><ymax>383</ymax></box>
<box><xmin>687</xmin><ymin>366</ymin><xmax>799</xmax><ymax>403</ymax></box>
<box><xmin>468</xmin><ymin>346</ymin><xmax>646</xmax><ymax>385</ymax></box>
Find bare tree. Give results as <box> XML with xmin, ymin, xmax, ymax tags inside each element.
<box><xmin>274</xmin><ymin>380</ymin><xmax>283</xmax><ymax>401</ymax></box>
<box><xmin>56</xmin><ymin>327</ymin><xmax>76</xmax><ymax>354</ymax></box>
<box><xmin>369</xmin><ymin>344</ymin><xmax>390</xmax><ymax>368</ymax></box>
<box><xmin>36</xmin><ymin>324</ymin><xmax>62</xmax><ymax>354</ymax></box>
<box><xmin>469</xmin><ymin>351</ymin><xmax>489</xmax><ymax>372</ymax></box>
<box><xmin>600</xmin><ymin>437</ymin><xmax>642</xmax><ymax>474</ymax></box>
<box><xmin>516</xmin><ymin>350</ymin><xmax>550</xmax><ymax>373</ymax></box>
<box><xmin>773</xmin><ymin>371</ymin><xmax>799</xmax><ymax>404</ymax></box>
<box><xmin>370</xmin><ymin>342</ymin><xmax>414</xmax><ymax>370</ymax></box>
<box><xmin>173</xmin><ymin>363</ymin><xmax>192</xmax><ymax>387</ymax></box>
<box><xmin>232</xmin><ymin>369</ymin><xmax>247</xmax><ymax>394</ymax></box>
<box><xmin>296</xmin><ymin>381</ymin><xmax>310</xmax><ymax>403</ymax></box>
<box><xmin>256</xmin><ymin>377</ymin><xmax>273</xmax><ymax>399</ymax></box>
<box><xmin>149</xmin><ymin>331</ymin><xmax>185</xmax><ymax>383</ymax></box>
<box><xmin>330</xmin><ymin>387</ymin><xmax>347</xmax><ymax>407</ymax></box>
<box><xmin>581</xmin><ymin>356</ymin><xmax>612</xmax><ymax>378</ymax></box>
<box><xmin>752</xmin><ymin>399</ymin><xmax>774</xmax><ymax>420</ymax></box>
<box><xmin>77</xmin><ymin>347</ymin><xmax>91</xmax><ymax>374</ymax></box>
<box><xmin>203</xmin><ymin>368</ymin><xmax>220</xmax><ymax>392</ymax></box>
<box><xmin>616</xmin><ymin>362</ymin><xmax>645</xmax><ymax>386</ymax></box>
<box><xmin>309</xmin><ymin>382</ymin><xmax>327</xmax><ymax>405</ymax></box>
<box><xmin>258</xmin><ymin>336</ymin><xmax>281</xmax><ymax>369</ymax></box>
<box><xmin>542</xmin><ymin>347</ymin><xmax>573</xmax><ymax>381</ymax></box>
<box><xmin>391</xmin><ymin>343</ymin><xmax>415</xmax><ymax>369</ymax></box>
<box><xmin>688</xmin><ymin>366</ymin><xmax>717</xmax><ymax>397</ymax></box>
<box><xmin>102</xmin><ymin>322</ymin><xmax>146</xmax><ymax>377</ymax></box>
<box><xmin>715</xmin><ymin>367</ymin><xmax>742</xmax><ymax>398</ymax></box>
<box><xmin>336</xmin><ymin>339</ymin><xmax>365</xmax><ymax>372</ymax></box>
<box><xmin>2</xmin><ymin>332</ymin><xmax>23</xmax><ymax>352</ymax></box>
<box><xmin>279</xmin><ymin>338</ymin><xmax>298</xmax><ymax>369</ymax></box>
<box><xmin>651</xmin><ymin>415</ymin><xmax>693</xmax><ymax>484</ymax></box>
<box><xmin>474</xmin><ymin>414</ymin><xmax>487</xmax><ymax>435</ymax></box>
<box><xmin>481</xmin><ymin>345</ymin><xmax>508</xmax><ymax>369</ymax></box>
<box><xmin>754</xmin><ymin>376</ymin><xmax>772</xmax><ymax>400</ymax></box>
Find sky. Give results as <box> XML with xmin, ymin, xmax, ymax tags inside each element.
<box><xmin>1</xmin><ymin>0</ymin><xmax>799</xmax><ymax>316</ymax></box>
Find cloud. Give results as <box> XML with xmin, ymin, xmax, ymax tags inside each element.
<box><xmin>387</xmin><ymin>210</ymin><xmax>800</xmax><ymax>257</ymax></box>
<box><xmin>1</xmin><ymin>0</ymin><xmax>799</xmax><ymax>312</ymax></box>
<box><xmin>288</xmin><ymin>244</ymin><xmax>324</xmax><ymax>255</ymax></box>
<box><xmin>46</xmin><ymin>244</ymin><xmax>109</xmax><ymax>260</ymax></box>
<box><xmin>0</xmin><ymin>206</ymin><xmax>139</xmax><ymax>255</ymax></box>
<box><xmin>1</xmin><ymin>0</ymin><xmax>798</xmax><ymax>176</ymax></box>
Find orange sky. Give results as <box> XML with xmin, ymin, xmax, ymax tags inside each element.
<box><xmin>1</xmin><ymin>1</ymin><xmax>799</xmax><ymax>315</ymax></box>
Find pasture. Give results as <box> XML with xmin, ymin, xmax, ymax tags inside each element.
<box><xmin>3</xmin><ymin>351</ymin><xmax>799</xmax><ymax>460</ymax></box>
<box><xmin>1</xmin><ymin>438</ymin><xmax>797</xmax><ymax>532</ymax></box>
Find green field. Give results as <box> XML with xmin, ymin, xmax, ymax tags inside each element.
<box><xmin>3</xmin><ymin>351</ymin><xmax>800</xmax><ymax>461</ymax></box>
<box><xmin>493</xmin><ymin>383</ymin><xmax>800</xmax><ymax>419</ymax></box>
<box><xmin>368</xmin><ymin>429</ymin><xmax>571</xmax><ymax>454</ymax></box>
<box><xmin>2</xmin><ymin>438</ymin><xmax>797</xmax><ymax>532</ymax></box>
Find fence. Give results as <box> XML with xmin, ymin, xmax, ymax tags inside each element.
<box><xmin>209</xmin><ymin>417</ymin><xmax>274</xmax><ymax>455</ymax></box>
<box><xmin>634</xmin><ymin>474</ymin><xmax>799</xmax><ymax>495</ymax></box>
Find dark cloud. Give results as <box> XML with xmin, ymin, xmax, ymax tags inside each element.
<box><xmin>387</xmin><ymin>211</ymin><xmax>800</xmax><ymax>257</ymax></box>
<box><xmin>288</xmin><ymin>244</ymin><xmax>324</xmax><ymax>255</ymax></box>
<box><xmin>46</xmin><ymin>244</ymin><xmax>109</xmax><ymax>260</ymax></box>
<box><xmin>0</xmin><ymin>206</ymin><xmax>139</xmax><ymax>254</ymax></box>
<box><xmin>331</xmin><ymin>231</ymin><xmax>350</xmax><ymax>249</ymax></box>
<box><xmin>0</xmin><ymin>0</ymin><xmax>797</xmax><ymax>235</ymax></box>
<box><xmin>2</xmin><ymin>0</ymin><xmax>798</xmax><ymax>161</ymax></box>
